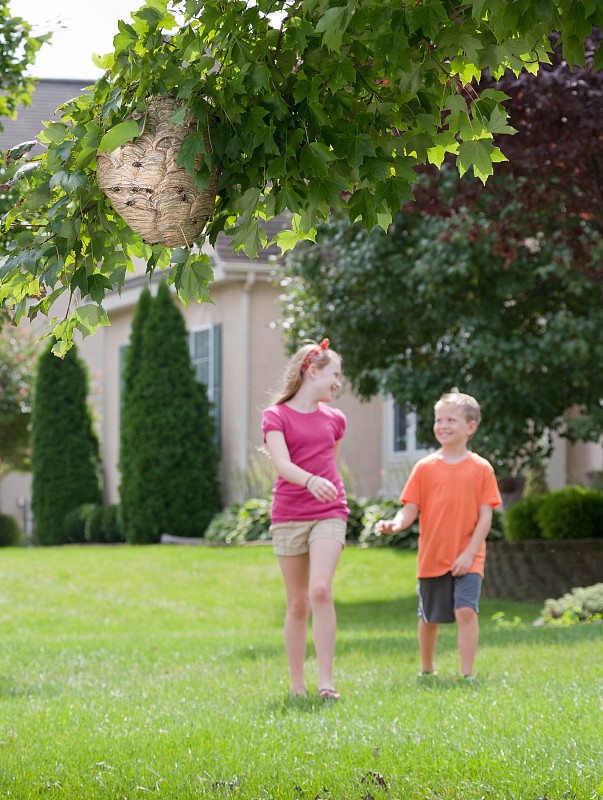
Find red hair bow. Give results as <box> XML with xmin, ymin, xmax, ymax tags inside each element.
<box><xmin>300</xmin><ymin>338</ymin><xmax>330</xmax><ymax>374</ymax></box>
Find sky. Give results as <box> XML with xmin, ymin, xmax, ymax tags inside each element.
<box><xmin>10</xmin><ymin>0</ymin><xmax>146</xmax><ymax>80</ymax></box>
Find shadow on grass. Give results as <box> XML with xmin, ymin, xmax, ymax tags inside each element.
<box><xmin>0</xmin><ymin>677</ymin><xmax>57</xmax><ymax>699</ymax></box>
<box><xmin>266</xmin><ymin>691</ymin><xmax>344</xmax><ymax>716</ymax></box>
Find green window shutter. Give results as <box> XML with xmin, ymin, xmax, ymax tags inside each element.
<box><xmin>212</xmin><ymin>323</ymin><xmax>222</xmax><ymax>453</ymax></box>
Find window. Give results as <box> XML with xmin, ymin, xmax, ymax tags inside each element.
<box><xmin>189</xmin><ymin>324</ymin><xmax>222</xmax><ymax>450</ymax></box>
<box><xmin>391</xmin><ymin>401</ymin><xmax>429</xmax><ymax>458</ymax></box>
<box><xmin>190</xmin><ymin>327</ymin><xmax>212</xmax><ymax>388</ymax></box>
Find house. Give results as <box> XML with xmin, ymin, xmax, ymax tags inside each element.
<box><xmin>1</xmin><ymin>79</ymin><xmax>601</xmax><ymax>536</ymax></box>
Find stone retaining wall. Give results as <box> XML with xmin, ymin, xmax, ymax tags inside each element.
<box><xmin>482</xmin><ymin>538</ymin><xmax>603</xmax><ymax>603</ymax></box>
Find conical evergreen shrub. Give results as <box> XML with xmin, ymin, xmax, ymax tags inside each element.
<box><xmin>118</xmin><ymin>286</ymin><xmax>152</xmax><ymax>539</ymax></box>
<box><xmin>31</xmin><ymin>343</ymin><xmax>102</xmax><ymax>545</ymax></box>
<box><xmin>119</xmin><ymin>281</ymin><xmax>221</xmax><ymax>543</ymax></box>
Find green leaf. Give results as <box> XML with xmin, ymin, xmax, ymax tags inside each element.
<box><xmin>238</xmin><ymin>188</ymin><xmax>262</xmax><ymax>223</ymax></box>
<box><xmin>86</xmin><ymin>273</ymin><xmax>114</xmax><ymax>304</ymax></box>
<box><xmin>73</xmin><ymin>304</ymin><xmax>110</xmax><ymax>338</ymax></box>
<box><xmin>172</xmin><ymin>254</ymin><xmax>214</xmax><ymax>307</ymax></box>
<box><xmin>398</xmin><ymin>62</ymin><xmax>423</xmax><ymax>95</ymax></box>
<box><xmin>457</xmin><ymin>138</ymin><xmax>496</xmax><ymax>183</ymax></box>
<box><xmin>427</xmin><ymin>131</ymin><xmax>460</xmax><ymax>168</ymax></box>
<box><xmin>51</xmin><ymin>338</ymin><xmax>75</xmax><ymax>358</ymax></box>
<box><xmin>230</xmin><ymin>219</ymin><xmax>265</xmax><ymax>258</ymax></box>
<box><xmin>49</xmin><ymin>169</ymin><xmax>89</xmax><ymax>192</ymax></box>
<box><xmin>346</xmin><ymin>134</ymin><xmax>377</xmax><ymax>169</ymax></box>
<box><xmin>92</xmin><ymin>51</ymin><xmax>114</xmax><ymax>70</ymax></box>
<box><xmin>471</xmin><ymin>0</ymin><xmax>486</xmax><ymax>20</ymax></box>
<box><xmin>347</xmin><ymin>188</ymin><xmax>377</xmax><ymax>229</ymax></box>
<box><xmin>98</xmin><ymin>120</ymin><xmax>140</xmax><ymax>152</ymax></box>
<box><xmin>5</xmin><ymin>140</ymin><xmax>38</xmax><ymax>160</ymax></box>
<box><xmin>41</xmin><ymin>123</ymin><xmax>69</xmax><ymax>144</ymax></box>
<box><xmin>406</xmin><ymin>1</ymin><xmax>447</xmax><ymax>38</ymax></box>
<box><xmin>315</xmin><ymin>6</ymin><xmax>346</xmax><ymax>53</ymax></box>
<box><xmin>486</xmin><ymin>106</ymin><xmax>517</xmax><ymax>135</ymax></box>
<box><xmin>169</xmin><ymin>105</ymin><xmax>188</xmax><ymax>126</ymax></box>
<box><xmin>300</xmin><ymin>142</ymin><xmax>335</xmax><ymax>179</ymax></box>
<box><xmin>274</xmin><ymin>226</ymin><xmax>315</xmax><ymax>254</ymax></box>
<box><xmin>170</xmin><ymin>247</ymin><xmax>190</xmax><ymax>265</ymax></box>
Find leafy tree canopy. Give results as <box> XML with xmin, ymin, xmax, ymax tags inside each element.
<box><xmin>0</xmin><ymin>1</ymin><xmax>51</xmax><ymax>130</ymax></box>
<box><xmin>0</xmin><ymin>2</ymin><xmax>51</xmax><ymax>256</ymax></box>
<box><xmin>411</xmin><ymin>28</ymin><xmax>603</xmax><ymax>277</ymax></box>
<box><xmin>0</xmin><ymin>322</ymin><xmax>37</xmax><ymax>478</ymax></box>
<box><xmin>279</xmin><ymin>203</ymin><xmax>603</xmax><ymax>472</ymax></box>
<box><xmin>1</xmin><ymin>0</ymin><xmax>602</xmax><ymax>353</ymax></box>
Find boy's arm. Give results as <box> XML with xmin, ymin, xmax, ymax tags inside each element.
<box><xmin>374</xmin><ymin>502</ymin><xmax>419</xmax><ymax>534</ymax></box>
<box><xmin>451</xmin><ymin>504</ymin><xmax>493</xmax><ymax>576</ymax></box>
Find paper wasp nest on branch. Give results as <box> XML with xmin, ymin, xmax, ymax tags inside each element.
<box><xmin>97</xmin><ymin>96</ymin><xmax>219</xmax><ymax>248</ymax></box>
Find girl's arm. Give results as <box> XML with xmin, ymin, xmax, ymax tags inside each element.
<box><xmin>265</xmin><ymin>430</ymin><xmax>337</xmax><ymax>503</ymax></box>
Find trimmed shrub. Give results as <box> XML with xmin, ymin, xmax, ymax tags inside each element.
<box><xmin>204</xmin><ymin>496</ymin><xmax>420</xmax><ymax>548</ymax></box>
<box><xmin>536</xmin><ymin>486</ymin><xmax>603</xmax><ymax>540</ymax></box>
<box><xmin>31</xmin><ymin>343</ymin><xmax>102</xmax><ymax>545</ymax></box>
<box><xmin>63</xmin><ymin>503</ymin><xmax>125</xmax><ymax>544</ymax></box>
<box><xmin>358</xmin><ymin>498</ymin><xmax>419</xmax><ymax>549</ymax></box>
<box><xmin>204</xmin><ymin>495</ymin><xmax>499</xmax><ymax>550</ymax></box>
<box><xmin>345</xmin><ymin>494</ymin><xmax>366</xmax><ymax>542</ymax></box>
<box><xmin>488</xmin><ymin>508</ymin><xmax>505</xmax><ymax>540</ymax></box>
<box><xmin>538</xmin><ymin>582</ymin><xmax>603</xmax><ymax>625</ymax></box>
<box><xmin>522</xmin><ymin>462</ymin><xmax>549</xmax><ymax>499</ymax></box>
<box><xmin>0</xmin><ymin>513</ymin><xmax>22</xmax><ymax>547</ymax></box>
<box><xmin>119</xmin><ymin>281</ymin><xmax>221</xmax><ymax>544</ymax></box>
<box><xmin>205</xmin><ymin>499</ymin><xmax>271</xmax><ymax>544</ymax></box>
<box><xmin>503</xmin><ymin>495</ymin><xmax>547</xmax><ymax>540</ymax></box>
<box><xmin>63</xmin><ymin>504</ymin><xmax>95</xmax><ymax>543</ymax></box>
<box><xmin>97</xmin><ymin>505</ymin><xmax>124</xmax><ymax>544</ymax></box>
<box><xmin>204</xmin><ymin>504</ymin><xmax>241</xmax><ymax>543</ymax></box>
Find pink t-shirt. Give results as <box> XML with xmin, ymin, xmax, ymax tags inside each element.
<box><xmin>261</xmin><ymin>403</ymin><xmax>349</xmax><ymax>523</ymax></box>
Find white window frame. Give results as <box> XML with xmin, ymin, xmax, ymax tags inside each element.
<box><xmin>385</xmin><ymin>397</ymin><xmax>432</xmax><ymax>463</ymax></box>
<box><xmin>189</xmin><ymin>325</ymin><xmax>215</xmax><ymax>401</ymax></box>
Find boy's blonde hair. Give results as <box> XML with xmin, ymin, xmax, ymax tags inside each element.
<box><xmin>435</xmin><ymin>390</ymin><xmax>481</xmax><ymax>427</ymax></box>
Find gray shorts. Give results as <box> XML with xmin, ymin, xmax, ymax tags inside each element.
<box><xmin>270</xmin><ymin>518</ymin><xmax>347</xmax><ymax>556</ymax></box>
<box><xmin>417</xmin><ymin>572</ymin><xmax>482</xmax><ymax>624</ymax></box>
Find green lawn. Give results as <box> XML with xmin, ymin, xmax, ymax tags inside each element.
<box><xmin>1</xmin><ymin>545</ymin><xmax>601</xmax><ymax>800</ymax></box>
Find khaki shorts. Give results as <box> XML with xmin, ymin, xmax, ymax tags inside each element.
<box><xmin>270</xmin><ymin>518</ymin><xmax>347</xmax><ymax>556</ymax></box>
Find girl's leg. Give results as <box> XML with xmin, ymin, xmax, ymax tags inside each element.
<box><xmin>455</xmin><ymin>605</ymin><xmax>479</xmax><ymax>676</ymax></box>
<box><xmin>277</xmin><ymin>553</ymin><xmax>310</xmax><ymax>695</ymax></box>
<box><xmin>308</xmin><ymin>538</ymin><xmax>343</xmax><ymax>691</ymax></box>
<box><xmin>418</xmin><ymin>619</ymin><xmax>440</xmax><ymax>673</ymax></box>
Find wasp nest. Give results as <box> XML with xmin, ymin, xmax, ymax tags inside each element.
<box><xmin>96</xmin><ymin>96</ymin><xmax>219</xmax><ymax>248</ymax></box>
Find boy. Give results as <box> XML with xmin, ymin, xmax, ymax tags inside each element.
<box><xmin>375</xmin><ymin>391</ymin><xmax>501</xmax><ymax>680</ymax></box>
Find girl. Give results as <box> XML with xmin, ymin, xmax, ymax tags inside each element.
<box><xmin>262</xmin><ymin>339</ymin><xmax>349</xmax><ymax>699</ymax></box>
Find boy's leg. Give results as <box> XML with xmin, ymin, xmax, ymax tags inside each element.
<box><xmin>455</xmin><ymin>606</ymin><xmax>479</xmax><ymax>676</ymax></box>
<box><xmin>453</xmin><ymin>573</ymin><xmax>482</xmax><ymax>676</ymax></box>
<box><xmin>277</xmin><ymin>553</ymin><xmax>310</xmax><ymax>694</ymax></box>
<box><xmin>417</xmin><ymin>574</ymin><xmax>454</xmax><ymax>673</ymax></box>
<box><xmin>418</xmin><ymin>619</ymin><xmax>439</xmax><ymax>673</ymax></box>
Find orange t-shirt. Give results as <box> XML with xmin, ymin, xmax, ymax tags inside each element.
<box><xmin>401</xmin><ymin>452</ymin><xmax>502</xmax><ymax>579</ymax></box>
